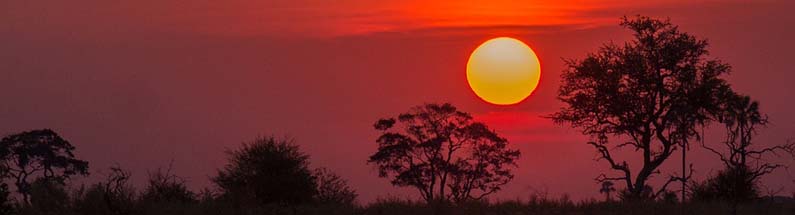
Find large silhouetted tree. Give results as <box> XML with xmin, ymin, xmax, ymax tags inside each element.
<box><xmin>213</xmin><ymin>136</ymin><xmax>317</xmax><ymax>207</ymax></box>
<box><xmin>368</xmin><ymin>103</ymin><xmax>520</xmax><ymax>204</ymax></box>
<box><xmin>550</xmin><ymin>16</ymin><xmax>734</xmax><ymax>200</ymax></box>
<box><xmin>0</xmin><ymin>129</ymin><xmax>89</xmax><ymax>204</ymax></box>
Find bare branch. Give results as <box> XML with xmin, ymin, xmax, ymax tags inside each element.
<box><xmin>595</xmin><ymin>173</ymin><xmax>627</xmax><ymax>182</ymax></box>
<box><xmin>747</xmin><ymin>143</ymin><xmax>795</xmax><ymax>157</ymax></box>
<box><xmin>701</xmin><ymin>139</ymin><xmax>732</xmax><ymax>167</ymax></box>
<box><xmin>654</xmin><ymin>164</ymin><xmax>694</xmax><ymax>198</ymax></box>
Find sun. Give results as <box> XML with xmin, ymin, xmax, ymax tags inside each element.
<box><xmin>466</xmin><ymin>37</ymin><xmax>541</xmax><ymax>105</ymax></box>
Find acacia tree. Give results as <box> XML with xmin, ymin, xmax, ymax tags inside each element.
<box><xmin>0</xmin><ymin>129</ymin><xmax>89</xmax><ymax>204</ymax></box>
<box><xmin>550</xmin><ymin>16</ymin><xmax>733</xmax><ymax>200</ymax></box>
<box><xmin>368</xmin><ymin>103</ymin><xmax>520</xmax><ymax>203</ymax></box>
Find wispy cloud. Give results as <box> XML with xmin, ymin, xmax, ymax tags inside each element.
<box><xmin>473</xmin><ymin>111</ymin><xmax>585</xmax><ymax>144</ymax></box>
<box><xmin>262</xmin><ymin>0</ymin><xmax>725</xmax><ymax>37</ymax></box>
<box><xmin>3</xmin><ymin>0</ymin><xmax>749</xmax><ymax>38</ymax></box>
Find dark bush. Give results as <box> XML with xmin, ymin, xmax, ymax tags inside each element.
<box><xmin>313</xmin><ymin>168</ymin><xmax>357</xmax><ymax>206</ymax></box>
<box><xmin>212</xmin><ymin>136</ymin><xmax>317</xmax><ymax>207</ymax></box>
<box><xmin>138</xmin><ymin>166</ymin><xmax>197</xmax><ymax>214</ymax></box>
<box><xmin>72</xmin><ymin>166</ymin><xmax>136</xmax><ymax>215</ymax></box>
<box><xmin>690</xmin><ymin>166</ymin><xmax>759</xmax><ymax>203</ymax></box>
<box><xmin>25</xmin><ymin>178</ymin><xmax>70</xmax><ymax>215</ymax></box>
<box><xmin>0</xmin><ymin>183</ymin><xmax>12</xmax><ymax>214</ymax></box>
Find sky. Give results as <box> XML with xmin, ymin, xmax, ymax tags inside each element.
<box><xmin>2</xmin><ymin>0</ymin><xmax>795</xmax><ymax>202</ymax></box>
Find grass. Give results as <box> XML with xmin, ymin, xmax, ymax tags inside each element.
<box><xmin>15</xmin><ymin>194</ymin><xmax>795</xmax><ymax>215</ymax></box>
<box><xmin>356</xmin><ymin>197</ymin><xmax>794</xmax><ymax>215</ymax></box>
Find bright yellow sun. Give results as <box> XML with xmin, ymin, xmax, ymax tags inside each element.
<box><xmin>466</xmin><ymin>37</ymin><xmax>541</xmax><ymax>105</ymax></box>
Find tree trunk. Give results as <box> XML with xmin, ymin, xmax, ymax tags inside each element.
<box><xmin>681</xmin><ymin>141</ymin><xmax>687</xmax><ymax>203</ymax></box>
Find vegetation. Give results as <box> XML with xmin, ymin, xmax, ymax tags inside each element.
<box><xmin>599</xmin><ymin>181</ymin><xmax>616</xmax><ymax>202</ymax></box>
<box><xmin>313</xmin><ymin>168</ymin><xmax>358</xmax><ymax>206</ymax></box>
<box><xmin>693</xmin><ymin>92</ymin><xmax>795</xmax><ymax>214</ymax></box>
<box><xmin>551</xmin><ymin>16</ymin><xmax>744</xmax><ymax>200</ymax></box>
<box><xmin>5</xmin><ymin>191</ymin><xmax>795</xmax><ymax>215</ymax></box>
<box><xmin>0</xmin><ymin>129</ymin><xmax>89</xmax><ymax>204</ymax></box>
<box><xmin>213</xmin><ymin>136</ymin><xmax>318</xmax><ymax>207</ymax></box>
<box><xmin>369</xmin><ymin>103</ymin><xmax>520</xmax><ymax>204</ymax></box>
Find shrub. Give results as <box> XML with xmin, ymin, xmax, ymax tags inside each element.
<box><xmin>213</xmin><ymin>136</ymin><xmax>317</xmax><ymax>208</ymax></box>
<box><xmin>26</xmin><ymin>178</ymin><xmax>70</xmax><ymax>215</ymax></box>
<box><xmin>690</xmin><ymin>166</ymin><xmax>759</xmax><ymax>203</ymax></box>
<box><xmin>313</xmin><ymin>168</ymin><xmax>357</xmax><ymax>206</ymax></box>
<box><xmin>138</xmin><ymin>166</ymin><xmax>196</xmax><ymax>214</ymax></box>
<box><xmin>0</xmin><ymin>183</ymin><xmax>13</xmax><ymax>214</ymax></box>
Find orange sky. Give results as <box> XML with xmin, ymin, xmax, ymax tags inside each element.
<box><xmin>2</xmin><ymin>0</ymin><xmax>794</xmax><ymax>203</ymax></box>
<box><xmin>4</xmin><ymin>0</ymin><xmax>745</xmax><ymax>37</ymax></box>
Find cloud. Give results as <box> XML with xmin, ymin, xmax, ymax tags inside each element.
<box><xmin>3</xmin><ymin>0</ymin><xmax>736</xmax><ymax>39</ymax></box>
<box><xmin>474</xmin><ymin>111</ymin><xmax>585</xmax><ymax>144</ymax></box>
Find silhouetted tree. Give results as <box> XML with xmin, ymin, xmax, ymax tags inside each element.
<box><xmin>103</xmin><ymin>165</ymin><xmax>136</xmax><ymax>214</ymax></box>
<box><xmin>697</xmin><ymin>93</ymin><xmax>794</xmax><ymax>213</ymax></box>
<box><xmin>213</xmin><ymin>136</ymin><xmax>317</xmax><ymax>207</ymax></box>
<box><xmin>550</xmin><ymin>16</ymin><xmax>733</xmax><ymax>200</ymax></box>
<box><xmin>0</xmin><ymin>129</ymin><xmax>89</xmax><ymax>204</ymax></box>
<box><xmin>703</xmin><ymin>93</ymin><xmax>794</xmax><ymax>184</ymax></box>
<box><xmin>368</xmin><ymin>103</ymin><xmax>520</xmax><ymax>204</ymax></box>
<box><xmin>599</xmin><ymin>181</ymin><xmax>616</xmax><ymax>202</ymax></box>
<box><xmin>314</xmin><ymin>168</ymin><xmax>357</xmax><ymax>206</ymax></box>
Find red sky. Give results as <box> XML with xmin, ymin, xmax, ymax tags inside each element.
<box><xmin>2</xmin><ymin>0</ymin><xmax>795</xmax><ymax>202</ymax></box>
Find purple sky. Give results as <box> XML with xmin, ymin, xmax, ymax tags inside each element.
<box><xmin>2</xmin><ymin>0</ymin><xmax>794</xmax><ymax>202</ymax></box>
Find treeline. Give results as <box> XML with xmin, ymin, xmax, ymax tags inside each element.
<box><xmin>0</xmin><ymin>133</ymin><xmax>360</xmax><ymax>215</ymax></box>
<box><xmin>0</xmin><ymin>129</ymin><xmax>792</xmax><ymax>215</ymax></box>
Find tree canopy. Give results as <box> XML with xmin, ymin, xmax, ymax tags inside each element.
<box><xmin>369</xmin><ymin>103</ymin><xmax>520</xmax><ymax>203</ymax></box>
<box><xmin>550</xmin><ymin>16</ymin><xmax>734</xmax><ymax>199</ymax></box>
<box><xmin>0</xmin><ymin>129</ymin><xmax>89</xmax><ymax>204</ymax></box>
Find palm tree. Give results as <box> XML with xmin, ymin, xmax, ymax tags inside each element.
<box><xmin>599</xmin><ymin>181</ymin><xmax>616</xmax><ymax>202</ymax></box>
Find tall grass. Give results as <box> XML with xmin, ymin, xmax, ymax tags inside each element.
<box><xmin>11</xmin><ymin>192</ymin><xmax>795</xmax><ymax>215</ymax></box>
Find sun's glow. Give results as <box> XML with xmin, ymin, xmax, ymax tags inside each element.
<box><xmin>466</xmin><ymin>37</ymin><xmax>541</xmax><ymax>105</ymax></box>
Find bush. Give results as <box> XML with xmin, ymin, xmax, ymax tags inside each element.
<box><xmin>0</xmin><ymin>183</ymin><xmax>13</xmax><ymax>214</ymax></box>
<box><xmin>690</xmin><ymin>166</ymin><xmax>759</xmax><ymax>203</ymax></box>
<box><xmin>212</xmin><ymin>136</ymin><xmax>317</xmax><ymax>207</ymax></box>
<box><xmin>72</xmin><ymin>166</ymin><xmax>136</xmax><ymax>215</ymax></box>
<box><xmin>73</xmin><ymin>184</ymin><xmax>116</xmax><ymax>215</ymax></box>
<box><xmin>138</xmin><ymin>166</ymin><xmax>197</xmax><ymax>214</ymax></box>
<box><xmin>313</xmin><ymin>168</ymin><xmax>357</xmax><ymax>206</ymax></box>
<box><xmin>25</xmin><ymin>178</ymin><xmax>70</xmax><ymax>215</ymax></box>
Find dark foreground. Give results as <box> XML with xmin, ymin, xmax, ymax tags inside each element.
<box><xmin>13</xmin><ymin>197</ymin><xmax>795</xmax><ymax>215</ymax></box>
